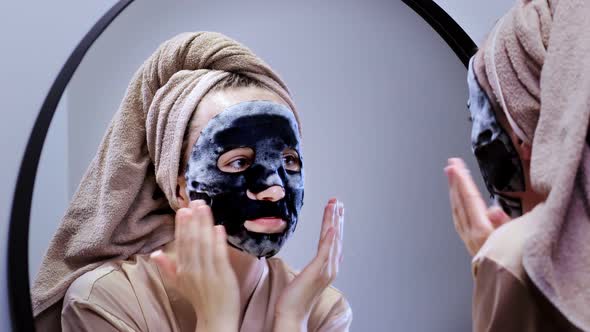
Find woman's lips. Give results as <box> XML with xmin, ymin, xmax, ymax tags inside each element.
<box><xmin>244</xmin><ymin>217</ymin><xmax>286</xmax><ymax>234</ymax></box>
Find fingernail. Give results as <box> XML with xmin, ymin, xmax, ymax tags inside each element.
<box><xmin>150</xmin><ymin>250</ymin><xmax>162</xmax><ymax>258</ymax></box>
<box><xmin>446</xmin><ymin>169</ymin><xmax>454</xmax><ymax>185</ymax></box>
<box><xmin>328</xmin><ymin>197</ymin><xmax>337</xmax><ymax>204</ymax></box>
<box><xmin>444</xmin><ymin>166</ymin><xmax>451</xmax><ymax>175</ymax></box>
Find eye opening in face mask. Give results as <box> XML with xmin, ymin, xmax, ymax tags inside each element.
<box><xmin>282</xmin><ymin>148</ymin><xmax>301</xmax><ymax>172</ymax></box>
<box><xmin>217</xmin><ymin>147</ymin><xmax>255</xmax><ymax>173</ymax></box>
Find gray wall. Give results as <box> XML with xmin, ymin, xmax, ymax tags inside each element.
<box><xmin>437</xmin><ymin>0</ymin><xmax>515</xmax><ymax>44</ymax></box>
<box><xmin>2</xmin><ymin>0</ymin><xmax>514</xmax><ymax>331</ymax></box>
<box><xmin>0</xmin><ymin>1</ymin><xmax>118</xmax><ymax>330</ymax></box>
<box><xmin>28</xmin><ymin>92</ymin><xmax>69</xmax><ymax>280</ymax></box>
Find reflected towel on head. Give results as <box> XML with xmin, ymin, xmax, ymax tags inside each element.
<box><xmin>473</xmin><ymin>0</ymin><xmax>590</xmax><ymax>329</ymax></box>
<box><xmin>31</xmin><ymin>31</ymin><xmax>298</xmax><ymax>330</ymax></box>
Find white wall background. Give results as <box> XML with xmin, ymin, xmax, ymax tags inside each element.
<box><xmin>436</xmin><ymin>0</ymin><xmax>515</xmax><ymax>44</ymax></box>
<box><xmin>1</xmin><ymin>0</ymin><xmax>514</xmax><ymax>331</ymax></box>
<box><xmin>0</xmin><ymin>1</ymin><xmax>119</xmax><ymax>330</ymax></box>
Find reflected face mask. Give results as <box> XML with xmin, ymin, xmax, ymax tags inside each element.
<box><xmin>467</xmin><ymin>58</ymin><xmax>524</xmax><ymax>217</ymax></box>
<box><xmin>184</xmin><ymin>100</ymin><xmax>304</xmax><ymax>258</ymax></box>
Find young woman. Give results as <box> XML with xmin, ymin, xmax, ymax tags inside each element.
<box><xmin>32</xmin><ymin>32</ymin><xmax>351</xmax><ymax>332</ymax></box>
<box><xmin>445</xmin><ymin>0</ymin><xmax>590</xmax><ymax>330</ymax></box>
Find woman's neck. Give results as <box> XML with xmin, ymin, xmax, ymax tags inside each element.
<box><xmin>227</xmin><ymin>246</ymin><xmax>265</xmax><ymax>312</ymax></box>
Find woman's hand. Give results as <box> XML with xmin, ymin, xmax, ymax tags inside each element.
<box><xmin>273</xmin><ymin>198</ymin><xmax>344</xmax><ymax>332</ymax></box>
<box><xmin>151</xmin><ymin>200</ymin><xmax>240</xmax><ymax>332</ymax></box>
<box><xmin>444</xmin><ymin>158</ymin><xmax>511</xmax><ymax>256</ymax></box>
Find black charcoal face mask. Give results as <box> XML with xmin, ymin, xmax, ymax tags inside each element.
<box><xmin>185</xmin><ymin>100</ymin><xmax>304</xmax><ymax>258</ymax></box>
<box><xmin>467</xmin><ymin>57</ymin><xmax>524</xmax><ymax>218</ymax></box>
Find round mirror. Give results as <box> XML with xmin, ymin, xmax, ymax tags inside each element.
<box><xmin>12</xmin><ymin>1</ymin><xmax>481</xmax><ymax>330</ymax></box>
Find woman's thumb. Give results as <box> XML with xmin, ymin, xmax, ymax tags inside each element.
<box><xmin>486</xmin><ymin>206</ymin><xmax>511</xmax><ymax>228</ymax></box>
<box><xmin>150</xmin><ymin>250</ymin><xmax>177</xmax><ymax>281</ymax></box>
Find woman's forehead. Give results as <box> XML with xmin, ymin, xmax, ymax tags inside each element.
<box><xmin>186</xmin><ymin>87</ymin><xmax>294</xmax><ymax>152</ymax></box>
<box><xmin>194</xmin><ymin>87</ymin><xmax>289</xmax><ymax>128</ymax></box>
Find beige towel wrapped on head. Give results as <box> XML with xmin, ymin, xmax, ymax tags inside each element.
<box><xmin>32</xmin><ymin>31</ymin><xmax>297</xmax><ymax>328</ymax></box>
<box><xmin>474</xmin><ymin>0</ymin><xmax>590</xmax><ymax>329</ymax></box>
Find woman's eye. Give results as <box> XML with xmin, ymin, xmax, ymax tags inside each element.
<box><xmin>217</xmin><ymin>147</ymin><xmax>254</xmax><ymax>173</ymax></box>
<box><xmin>283</xmin><ymin>154</ymin><xmax>301</xmax><ymax>171</ymax></box>
<box><xmin>228</xmin><ymin>158</ymin><xmax>250</xmax><ymax>170</ymax></box>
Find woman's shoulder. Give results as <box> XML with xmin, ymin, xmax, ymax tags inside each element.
<box><xmin>65</xmin><ymin>255</ymin><xmax>152</xmax><ymax>303</ymax></box>
<box><xmin>472</xmin><ymin>217</ymin><xmax>534</xmax><ymax>283</ymax></box>
<box><xmin>63</xmin><ymin>254</ymin><xmax>162</xmax><ymax>331</ymax></box>
<box><xmin>65</xmin><ymin>260</ymin><xmax>129</xmax><ymax>302</ymax></box>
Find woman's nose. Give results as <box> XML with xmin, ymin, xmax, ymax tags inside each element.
<box><xmin>246</xmin><ymin>185</ymin><xmax>285</xmax><ymax>202</ymax></box>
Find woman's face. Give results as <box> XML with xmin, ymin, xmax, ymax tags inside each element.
<box><xmin>488</xmin><ymin>107</ymin><xmax>545</xmax><ymax>213</ymax></box>
<box><xmin>467</xmin><ymin>60</ymin><xmax>545</xmax><ymax>214</ymax></box>
<box><xmin>177</xmin><ymin>86</ymin><xmax>304</xmax><ymax>257</ymax></box>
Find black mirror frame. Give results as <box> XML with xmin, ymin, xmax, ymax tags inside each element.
<box><xmin>6</xmin><ymin>1</ymin><xmax>474</xmax><ymax>331</ymax></box>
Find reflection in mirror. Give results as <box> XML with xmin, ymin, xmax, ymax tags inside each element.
<box><xmin>28</xmin><ymin>1</ymin><xmax>482</xmax><ymax>330</ymax></box>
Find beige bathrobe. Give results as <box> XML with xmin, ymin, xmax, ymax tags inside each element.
<box><xmin>472</xmin><ymin>218</ymin><xmax>581</xmax><ymax>331</ymax></box>
<box><xmin>58</xmin><ymin>255</ymin><xmax>351</xmax><ymax>332</ymax></box>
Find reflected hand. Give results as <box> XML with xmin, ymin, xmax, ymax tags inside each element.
<box><xmin>273</xmin><ymin>198</ymin><xmax>344</xmax><ymax>332</ymax></box>
<box><xmin>444</xmin><ymin>158</ymin><xmax>511</xmax><ymax>256</ymax></box>
<box><xmin>151</xmin><ymin>200</ymin><xmax>240</xmax><ymax>332</ymax></box>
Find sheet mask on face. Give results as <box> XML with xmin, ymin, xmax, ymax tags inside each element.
<box><xmin>467</xmin><ymin>57</ymin><xmax>524</xmax><ymax>218</ymax></box>
<box><xmin>185</xmin><ymin>100</ymin><xmax>304</xmax><ymax>258</ymax></box>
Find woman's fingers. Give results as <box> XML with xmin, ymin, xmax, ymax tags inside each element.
<box><xmin>312</xmin><ymin>226</ymin><xmax>336</xmax><ymax>286</ymax></box>
<box><xmin>213</xmin><ymin>225</ymin><xmax>231</xmax><ymax>270</ymax></box>
<box><xmin>169</xmin><ymin>203</ymin><xmax>240</xmax><ymax>326</ymax></box>
<box><xmin>191</xmin><ymin>200</ymin><xmax>216</xmax><ymax>274</ymax></box>
<box><xmin>176</xmin><ymin>200</ymin><xmax>230</xmax><ymax>277</ymax></box>
<box><xmin>447</xmin><ymin>167</ymin><xmax>468</xmax><ymax>233</ymax></box>
<box><xmin>175</xmin><ymin>208</ymin><xmax>194</xmax><ymax>269</ymax></box>
<box><xmin>450</xmin><ymin>159</ymin><xmax>488</xmax><ymax>227</ymax></box>
<box><xmin>338</xmin><ymin>204</ymin><xmax>344</xmax><ymax>263</ymax></box>
<box><xmin>330</xmin><ymin>202</ymin><xmax>344</xmax><ymax>276</ymax></box>
<box><xmin>327</xmin><ymin>207</ymin><xmax>337</xmax><ymax>277</ymax></box>
<box><xmin>315</xmin><ymin>227</ymin><xmax>335</xmax><ymax>267</ymax></box>
<box><xmin>319</xmin><ymin>198</ymin><xmax>337</xmax><ymax>249</ymax></box>
<box><xmin>273</xmin><ymin>204</ymin><xmax>344</xmax><ymax>320</ymax></box>
<box><xmin>446</xmin><ymin>159</ymin><xmax>487</xmax><ymax>255</ymax></box>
